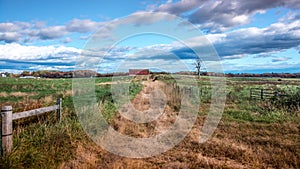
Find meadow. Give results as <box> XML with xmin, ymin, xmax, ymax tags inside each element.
<box><xmin>0</xmin><ymin>75</ymin><xmax>299</xmax><ymax>168</ymax></box>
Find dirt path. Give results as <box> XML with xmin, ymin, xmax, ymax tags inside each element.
<box><xmin>112</xmin><ymin>80</ymin><xmax>179</xmax><ymax>137</ymax></box>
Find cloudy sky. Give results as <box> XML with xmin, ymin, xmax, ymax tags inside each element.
<box><xmin>0</xmin><ymin>0</ymin><xmax>299</xmax><ymax>73</ymax></box>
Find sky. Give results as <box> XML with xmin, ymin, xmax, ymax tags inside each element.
<box><xmin>0</xmin><ymin>0</ymin><xmax>299</xmax><ymax>74</ymax></box>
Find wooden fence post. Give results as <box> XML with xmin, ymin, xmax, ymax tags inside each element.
<box><xmin>1</xmin><ymin>106</ymin><xmax>13</xmax><ymax>156</ymax></box>
<box><xmin>200</xmin><ymin>87</ymin><xmax>203</xmax><ymax>96</ymax></box>
<box><xmin>56</xmin><ymin>98</ymin><xmax>62</xmax><ymax>123</ymax></box>
<box><xmin>261</xmin><ymin>89</ymin><xmax>264</xmax><ymax>100</ymax></box>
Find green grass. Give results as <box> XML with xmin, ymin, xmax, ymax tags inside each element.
<box><xmin>129</xmin><ymin>82</ymin><xmax>143</xmax><ymax>100</ymax></box>
<box><xmin>0</xmin><ymin>77</ymin><xmax>106</xmax><ymax>168</ymax></box>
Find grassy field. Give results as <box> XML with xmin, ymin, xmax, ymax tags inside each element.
<box><xmin>0</xmin><ymin>75</ymin><xmax>299</xmax><ymax>168</ymax></box>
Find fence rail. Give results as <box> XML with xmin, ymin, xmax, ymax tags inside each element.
<box><xmin>1</xmin><ymin>98</ymin><xmax>62</xmax><ymax>157</ymax></box>
<box><xmin>250</xmin><ymin>88</ymin><xmax>283</xmax><ymax>100</ymax></box>
<box><xmin>12</xmin><ymin>105</ymin><xmax>59</xmax><ymax>120</ymax></box>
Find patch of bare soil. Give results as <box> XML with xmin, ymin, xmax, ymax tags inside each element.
<box><xmin>97</xmin><ymin>81</ymin><xmax>130</xmax><ymax>86</ymax></box>
<box><xmin>62</xmin><ymin>80</ymin><xmax>300</xmax><ymax>169</ymax></box>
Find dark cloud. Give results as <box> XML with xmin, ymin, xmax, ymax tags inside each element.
<box><xmin>156</xmin><ymin>0</ymin><xmax>206</xmax><ymax>15</ymax></box>
<box><xmin>0</xmin><ymin>59</ymin><xmax>74</xmax><ymax>66</ymax></box>
<box><xmin>157</xmin><ymin>0</ymin><xmax>300</xmax><ymax>32</ymax></box>
<box><xmin>37</xmin><ymin>26</ymin><xmax>67</xmax><ymax>40</ymax></box>
<box><xmin>253</xmin><ymin>54</ymin><xmax>273</xmax><ymax>58</ymax></box>
<box><xmin>272</xmin><ymin>57</ymin><xmax>291</xmax><ymax>62</ymax></box>
<box><xmin>142</xmin><ymin>19</ymin><xmax>300</xmax><ymax>61</ymax></box>
<box><xmin>0</xmin><ymin>19</ymin><xmax>104</xmax><ymax>43</ymax></box>
<box><xmin>0</xmin><ymin>32</ymin><xmax>21</xmax><ymax>43</ymax></box>
<box><xmin>213</xmin><ymin>20</ymin><xmax>300</xmax><ymax>57</ymax></box>
<box><xmin>0</xmin><ymin>57</ymin><xmax>75</xmax><ymax>72</ymax></box>
<box><xmin>66</xmin><ymin>19</ymin><xmax>102</xmax><ymax>33</ymax></box>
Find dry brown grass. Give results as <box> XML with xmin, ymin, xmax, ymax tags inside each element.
<box><xmin>43</xmin><ymin>95</ymin><xmax>54</xmax><ymax>105</ymax></box>
<box><xmin>0</xmin><ymin>91</ymin><xmax>37</xmax><ymax>97</ymax></box>
<box><xmin>0</xmin><ymin>92</ymin><xmax>8</xmax><ymax>97</ymax></box>
<box><xmin>56</xmin><ymin>90</ymin><xmax>73</xmax><ymax>98</ymax></box>
<box><xmin>59</xmin><ymin>115</ymin><xmax>299</xmax><ymax>169</ymax></box>
<box><xmin>0</xmin><ymin>95</ymin><xmax>56</xmax><ymax>113</ymax></box>
<box><xmin>63</xmin><ymin>90</ymin><xmax>73</xmax><ymax>97</ymax></box>
<box><xmin>60</xmin><ymin>144</ymin><xmax>100</xmax><ymax>169</ymax></box>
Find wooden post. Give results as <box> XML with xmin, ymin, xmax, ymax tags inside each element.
<box><xmin>1</xmin><ymin>106</ymin><xmax>13</xmax><ymax>156</ymax></box>
<box><xmin>274</xmin><ymin>91</ymin><xmax>279</xmax><ymax>97</ymax></box>
<box><xmin>56</xmin><ymin>98</ymin><xmax>62</xmax><ymax>123</ymax></box>
<box><xmin>261</xmin><ymin>89</ymin><xmax>264</xmax><ymax>100</ymax></box>
<box><xmin>200</xmin><ymin>87</ymin><xmax>202</xmax><ymax>96</ymax></box>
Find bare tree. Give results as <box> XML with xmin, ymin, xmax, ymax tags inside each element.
<box><xmin>194</xmin><ymin>58</ymin><xmax>202</xmax><ymax>79</ymax></box>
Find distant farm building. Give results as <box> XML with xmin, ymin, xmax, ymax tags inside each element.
<box><xmin>129</xmin><ymin>69</ymin><xmax>150</xmax><ymax>76</ymax></box>
<box><xmin>1</xmin><ymin>73</ymin><xmax>7</xmax><ymax>77</ymax></box>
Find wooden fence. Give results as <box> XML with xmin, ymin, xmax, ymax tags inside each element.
<box><xmin>250</xmin><ymin>88</ymin><xmax>282</xmax><ymax>100</ymax></box>
<box><xmin>0</xmin><ymin>98</ymin><xmax>62</xmax><ymax>157</ymax></box>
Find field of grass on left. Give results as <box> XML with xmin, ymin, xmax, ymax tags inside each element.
<box><xmin>0</xmin><ymin>77</ymin><xmax>120</xmax><ymax>169</ymax></box>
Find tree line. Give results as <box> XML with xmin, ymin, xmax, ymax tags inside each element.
<box><xmin>1</xmin><ymin>70</ymin><xmax>300</xmax><ymax>78</ymax></box>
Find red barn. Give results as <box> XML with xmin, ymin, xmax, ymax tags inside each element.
<box><xmin>129</xmin><ymin>69</ymin><xmax>150</xmax><ymax>76</ymax></box>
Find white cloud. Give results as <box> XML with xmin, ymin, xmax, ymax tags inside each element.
<box><xmin>28</xmin><ymin>65</ymin><xmax>75</xmax><ymax>70</ymax></box>
<box><xmin>0</xmin><ymin>43</ymin><xmax>83</xmax><ymax>72</ymax></box>
<box><xmin>222</xmin><ymin>54</ymin><xmax>247</xmax><ymax>60</ymax></box>
<box><xmin>116</xmin><ymin>12</ymin><xmax>177</xmax><ymax>26</ymax></box>
<box><xmin>0</xmin><ymin>43</ymin><xmax>81</xmax><ymax>61</ymax></box>
<box><xmin>0</xmin><ymin>21</ymin><xmax>30</xmax><ymax>32</ymax></box>
<box><xmin>61</xmin><ymin>37</ymin><xmax>72</xmax><ymax>43</ymax></box>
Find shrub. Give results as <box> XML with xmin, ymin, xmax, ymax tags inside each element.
<box><xmin>269</xmin><ymin>87</ymin><xmax>300</xmax><ymax>115</ymax></box>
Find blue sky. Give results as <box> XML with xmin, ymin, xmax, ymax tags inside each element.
<box><xmin>0</xmin><ymin>0</ymin><xmax>299</xmax><ymax>73</ymax></box>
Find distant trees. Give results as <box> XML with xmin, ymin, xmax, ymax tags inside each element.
<box><xmin>225</xmin><ymin>72</ymin><xmax>300</xmax><ymax>78</ymax></box>
<box><xmin>21</xmin><ymin>71</ymin><xmax>31</xmax><ymax>76</ymax></box>
<box><xmin>73</xmin><ymin>70</ymin><xmax>97</xmax><ymax>78</ymax></box>
<box><xmin>9</xmin><ymin>69</ymin><xmax>300</xmax><ymax>79</ymax></box>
